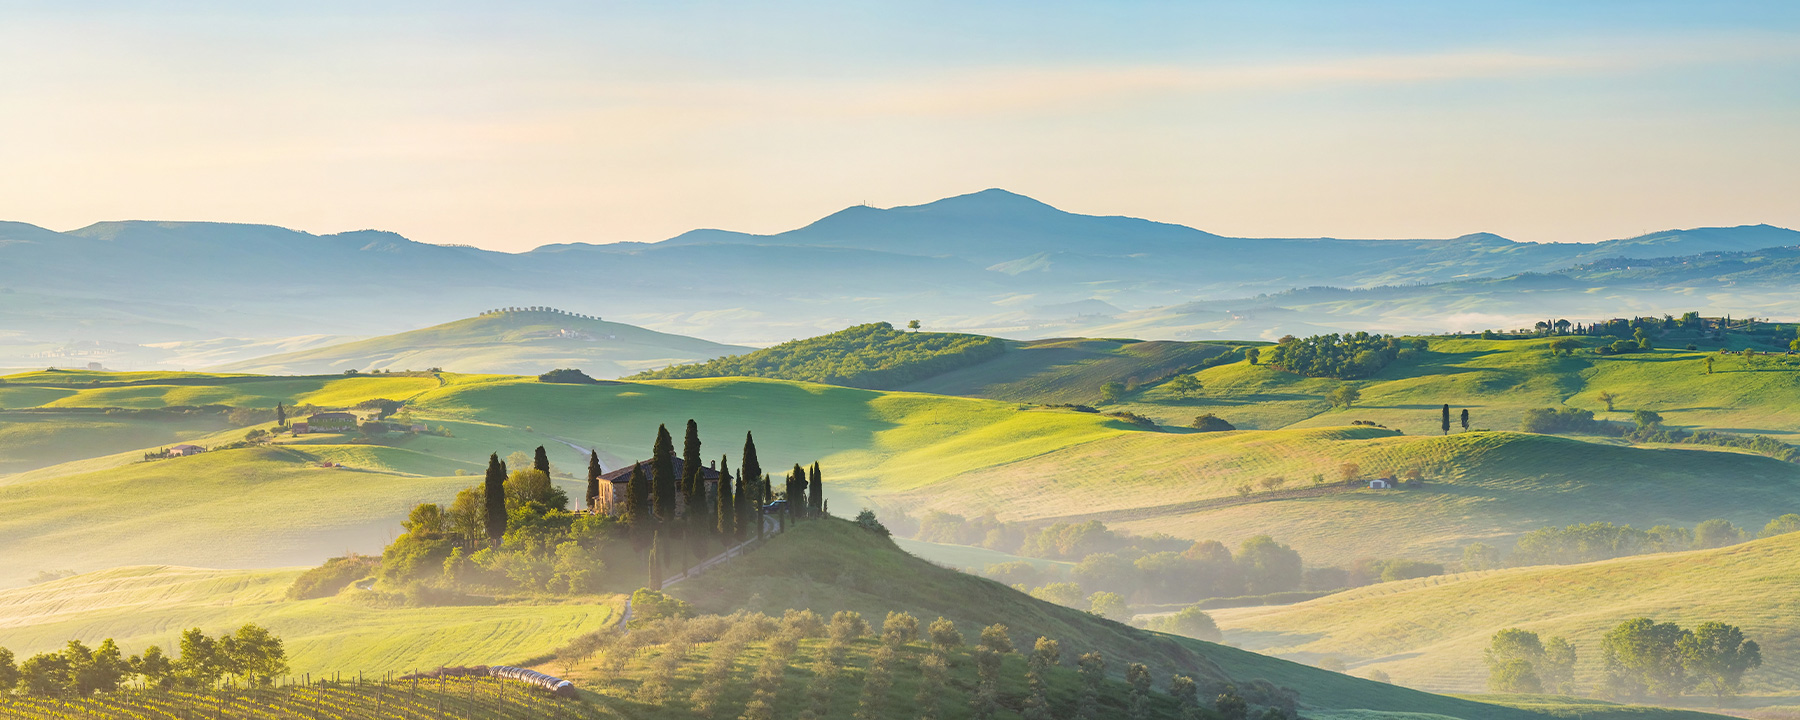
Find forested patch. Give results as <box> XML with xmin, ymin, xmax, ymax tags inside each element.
<box><xmin>1262</xmin><ymin>333</ymin><xmax>1424</xmax><ymax>379</ymax></box>
<box><xmin>628</xmin><ymin>322</ymin><xmax>1006</xmax><ymax>389</ymax></box>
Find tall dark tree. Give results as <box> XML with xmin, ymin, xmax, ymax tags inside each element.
<box><xmin>739</xmin><ymin>432</ymin><xmax>763</xmax><ymax>501</ymax></box>
<box><xmin>733</xmin><ymin>465</ymin><xmax>749</xmax><ymax>538</ymax></box>
<box><xmin>586</xmin><ymin>451</ymin><xmax>602</xmax><ymax>512</ymax></box>
<box><xmin>625</xmin><ymin>462</ymin><xmax>649</xmax><ymax>526</ymax></box>
<box><xmin>681</xmin><ymin>419</ymin><xmax>703</xmax><ymax>514</ymax></box>
<box><xmin>483</xmin><ymin>453</ymin><xmax>508</xmax><ymax>545</ymax></box>
<box><xmin>534</xmin><ymin>445</ymin><xmax>551</xmax><ymax>478</ymax></box>
<box><xmin>275</xmin><ymin>402</ymin><xmax>286</xmax><ymax>426</ymax></box>
<box><xmin>647</xmin><ymin>531</ymin><xmax>663</xmax><ymax>591</ymax></box>
<box><xmin>1461</xmin><ymin>408</ymin><xmax>1471</xmax><ymax>432</ymax></box>
<box><xmin>1441</xmin><ymin>404</ymin><xmax>1451</xmax><ymax>436</ymax></box>
<box><xmin>762</xmin><ymin>473</ymin><xmax>773</xmax><ymax>504</ymax></box>
<box><xmin>716</xmin><ymin>455</ymin><xmax>736</xmax><ymax>543</ymax></box>
<box><xmin>787</xmin><ymin>464</ymin><xmax>807</xmax><ymax>519</ymax></box>
<box><xmin>809</xmin><ymin>462</ymin><xmax>824</xmax><ymax>516</ymax></box>
<box><xmin>651</xmin><ymin>424</ymin><xmax>678</xmax><ymax>522</ymax></box>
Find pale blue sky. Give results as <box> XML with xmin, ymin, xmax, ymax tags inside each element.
<box><xmin>1</xmin><ymin>1</ymin><xmax>1795</xmax><ymax>250</ymax></box>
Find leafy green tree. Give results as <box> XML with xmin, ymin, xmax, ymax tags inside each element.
<box><xmin>1143</xmin><ymin>606</ymin><xmax>1221</xmax><ymax>641</ymax></box>
<box><xmin>483</xmin><ymin>454</ymin><xmax>507</xmax><ymax>545</ymax></box>
<box><xmin>1490</xmin><ymin>659</ymin><xmax>1542</xmax><ymax>693</ymax></box>
<box><xmin>1694</xmin><ymin>519</ymin><xmax>1745</xmax><ymax>549</ymax></box>
<box><xmin>0</xmin><ymin>647</ymin><xmax>16</xmax><ymax>693</ymax></box>
<box><xmin>1191</xmin><ymin>413</ymin><xmax>1235</xmax><ymax>432</ymax></box>
<box><xmin>1632</xmin><ymin>409</ymin><xmax>1664</xmax><ymax>429</ymax></box>
<box><xmin>401</xmin><ymin>503</ymin><xmax>446</xmax><ymax>534</ymax></box>
<box><xmin>1126</xmin><ymin>662</ymin><xmax>1152</xmax><ymax>720</ymax></box>
<box><xmin>1485</xmin><ymin>629</ymin><xmax>1545</xmax><ymax>692</ymax></box>
<box><xmin>1328</xmin><ymin>384</ymin><xmax>1360</xmax><ymax>410</ymax></box>
<box><xmin>174</xmin><ymin>628</ymin><xmax>225</xmax><ymax>689</ymax></box>
<box><xmin>1100</xmin><ymin>381</ymin><xmax>1125</xmax><ymax>404</ymax></box>
<box><xmin>1244</xmin><ymin>347</ymin><xmax>1260</xmax><ymax>365</ymax></box>
<box><xmin>1680</xmin><ymin>621</ymin><xmax>1762</xmax><ymax>703</ymax></box>
<box><xmin>1548</xmin><ymin>337</ymin><xmax>1583</xmax><ymax>356</ymax></box>
<box><xmin>19</xmin><ymin>650</ymin><xmax>71</xmax><ymax>696</ymax></box>
<box><xmin>1167</xmin><ymin>374</ymin><xmax>1203</xmax><ymax>398</ymax></box>
<box><xmin>1462</xmin><ymin>542</ymin><xmax>1502</xmax><ymax>571</ymax></box>
<box><xmin>651</xmin><ymin>424</ymin><xmax>677</xmax><ymax>522</ymax></box>
<box><xmin>1088</xmin><ymin>591</ymin><xmax>1130</xmax><ymax>621</ymax></box>
<box><xmin>1238</xmin><ymin>535</ymin><xmax>1303</xmax><ymax>594</ymax></box>
<box><xmin>1541</xmin><ymin>636</ymin><xmax>1578</xmax><ymax>695</ymax></box>
<box><xmin>1602</xmin><ymin>617</ymin><xmax>1691</xmax><ymax>700</ymax></box>
<box><xmin>1214</xmin><ymin>684</ymin><xmax>1249</xmax><ymax>720</ymax></box>
<box><xmin>1171</xmin><ymin>674</ymin><xmax>1202</xmax><ymax>720</ymax></box>
<box><xmin>1461</xmin><ymin>408</ymin><xmax>1470</xmax><ymax>432</ymax></box>
<box><xmin>220</xmin><ymin>624</ymin><xmax>288</xmax><ymax>686</ymax></box>
<box><xmin>128</xmin><ymin>645</ymin><xmax>173</xmax><ymax>690</ymax></box>
<box><xmin>1597</xmin><ymin>391</ymin><xmax>1618</xmax><ymax>412</ymax></box>
<box><xmin>1023</xmin><ymin>636</ymin><xmax>1060</xmax><ymax>720</ymax></box>
<box><xmin>908</xmin><ymin>319</ymin><xmax>921</xmax><ymax>331</ymax></box>
<box><xmin>1759</xmin><ymin>513</ymin><xmax>1800</xmax><ymax>538</ymax></box>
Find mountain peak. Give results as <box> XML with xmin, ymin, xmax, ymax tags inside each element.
<box><xmin>897</xmin><ymin>188</ymin><xmax>1062</xmax><ymax>216</ymax></box>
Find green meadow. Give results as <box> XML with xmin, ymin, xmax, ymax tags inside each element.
<box><xmin>0</xmin><ymin>565</ymin><xmax>621</xmax><ymax>676</ymax></box>
<box><xmin>1210</xmin><ymin>531</ymin><xmax>1800</xmax><ymax>697</ymax></box>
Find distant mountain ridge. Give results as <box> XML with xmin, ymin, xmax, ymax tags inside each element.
<box><xmin>1</xmin><ymin>190</ymin><xmax>1796</xmax><ymax>369</ymax></box>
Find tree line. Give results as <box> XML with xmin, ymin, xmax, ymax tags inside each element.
<box><xmin>1261</xmin><ymin>333</ymin><xmax>1425</xmax><ymax>380</ymax></box>
<box><xmin>1484</xmin><ymin>619</ymin><xmax>1761</xmax><ymax>704</ymax></box>
<box><xmin>0</xmin><ymin>625</ymin><xmax>287</xmax><ymax>698</ymax></box>
<box><xmin>628</xmin><ymin>321</ymin><xmax>1006</xmax><ymax>389</ymax></box>
<box><xmin>1461</xmin><ymin>515</ymin><xmax>1800</xmax><ymax>570</ymax></box>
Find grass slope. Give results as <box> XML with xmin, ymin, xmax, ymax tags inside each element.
<box><xmin>0</xmin><ymin>565</ymin><xmax>621</xmax><ymax>676</ymax></box>
<box><xmin>898</xmin><ymin>337</ymin><xmax>1239</xmax><ymax>405</ymax></box>
<box><xmin>668</xmin><ymin>518</ymin><xmax>1547</xmax><ymax>719</ymax></box>
<box><xmin>1211</xmin><ymin>532</ymin><xmax>1800</xmax><ymax>698</ymax></box>
<box><xmin>213</xmin><ymin>310</ymin><xmax>746</xmax><ymax>377</ymax></box>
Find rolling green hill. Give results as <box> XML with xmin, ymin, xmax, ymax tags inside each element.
<box><xmin>897</xmin><ymin>336</ymin><xmax>1243</xmax><ymax>405</ymax></box>
<box><xmin>0</xmin><ymin>565</ymin><xmax>621</xmax><ymax>676</ymax></box>
<box><xmin>1209</xmin><ymin>531</ymin><xmax>1800</xmax><ymax>699</ymax></box>
<box><xmin>213</xmin><ymin>309</ymin><xmax>746</xmax><ymax>377</ymax></box>
<box><xmin>628</xmin><ymin>321</ymin><xmax>1006</xmax><ymax>389</ymax></box>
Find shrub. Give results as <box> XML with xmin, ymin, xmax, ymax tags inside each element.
<box><xmin>628</xmin><ymin>589</ymin><xmax>694</xmax><ymax>628</ymax></box>
<box><xmin>1190</xmin><ymin>413</ymin><xmax>1236</xmax><ymax>432</ymax></box>
<box><xmin>537</xmin><ymin>368</ymin><xmax>598</xmax><ymax>384</ymax></box>
<box><xmin>1143</xmin><ymin>606</ymin><xmax>1222</xmax><ymax>641</ymax></box>
<box><xmin>287</xmin><ymin>555</ymin><xmax>380</xmax><ymax>600</ymax></box>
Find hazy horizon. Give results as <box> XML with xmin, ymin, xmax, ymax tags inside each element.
<box><xmin>2</xmin><ymin>1</ymin><xmax>1796</xmax><ymax>251</ymax></box>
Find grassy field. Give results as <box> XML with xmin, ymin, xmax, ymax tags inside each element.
<box><xmin>1210</xmin><ymin>531</ymin><xmax>1800</xmax><ymax>699</ymax></box>
<box><xmin>212</xmin><ymin>310</ymin><xmax>746</xmax><ymax>377</ymax></box>
<box><xmin>898</xmin><ymin>337</ymin><xmax>1240</xmax><ymax>405</ymax></box>
<box><xmin>0</xmin><ymin>410</ymin><xmax>233</xmax><ymax>475</ymax></box>
<box><xmin>0</xmin><ymin>565</ymin><xmax>622</xmax><ymax>676</ymax></box>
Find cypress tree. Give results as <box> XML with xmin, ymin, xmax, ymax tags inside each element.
<box><xmin>788</xmin><ymin>464</ymin><xmax>807</xmax><ymax>520</ymax></box>
<box><xmin>533</xmin><ymin>445</ymin><xmax>551</xmax><ymax>478</ymax></box>
<box><xmin>483</xmin><ymin>453</ymin><xmax>507</xmax><ymax>546</ymax></box>
<box><xmin>275</xmin><ymin>402</ymin><xmax>286</xmax><ymax>426</ymax></box>
<box><xmin>740</xmin><ymin>432</ymin><xmax>762</xmax><ymax>501</ymax></box>
<box><xmin>809</xmin><ymin>462</ymin><xmax>823</xmax><ymax>516</ymax></box>
<box><xmin>735</xmin><ymin>468</ymin><xmax>751</xmax><ymax>541</ymax></box>
<box><xmin>1461</xmin><ymin>408</ymin><xmax>1471</xmax><ymax>432</ymax></box>
<box><xmin>716</xmin><ymin>455</ymin><xmax>735</xmax><ymax>542</ymax></box>
<box><xmin>763</xmin><ymin>473</ymin><xmax>773</xmax><ymax>504</ymax></box>
<box><xmin>626</xmin><ymin>462</ymin><xmax>650</xmax><ymax>526</ymax></box>
<box><xmin>681</xmin><ymin>420</ymin><xmax>703</xmax><ymax>514</ymax></box>
<box><xmin>586</xmin><ymin>451</ymin><xmax>602</xmax><ymax>512</ymax></box>
<box><xmin>1441</xmin><ymin>404</ymin><xmax>1451</xmax><ymax>436</ymax></box>
<box><xmin>651</xmin><ymin>425</ymin><xmax>677</xmax><ymax>523</ymax></box>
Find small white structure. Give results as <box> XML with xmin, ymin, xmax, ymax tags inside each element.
<box><xmin>168</xmin><ymin>444</ymin><xmax>204</xmax><ymax>457</ymax></box>
<box><xmin>1368</xmin><ymin>478</ymin><xmax>1395</xmax><ymax>489</ymax></box>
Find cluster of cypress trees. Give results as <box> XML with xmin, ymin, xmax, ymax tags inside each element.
<box><xmin>568</xmin><ymin>421</ymin><xmax>827</xmax><ymax>582</ymax></box>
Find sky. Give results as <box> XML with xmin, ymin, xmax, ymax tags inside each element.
<box><xmin>1</xmin><ymin>1</ymin><xmax>1797</xmax><ymax>251</ymax></box>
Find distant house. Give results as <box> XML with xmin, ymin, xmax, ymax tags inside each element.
<box><xmin>593</xmin><ymin>457</ymin><xmax>723</xmax><ymax>516</ymax></box>
<box><xmin>302</xmin><ymin>412</ymin><xmax>358</xmax><ymax>433</ymax></box>
<box><xmin>1368</xmin><ymin>478</ymin><xmax>1395</xmax><ymax>489</ymax></box>
<box><xmin>168</xmin><ymin>444</ymin><xmax>204</xmax><ymax>457</ymax></box>
<box><xmin>290</xmin><ymin>422</ymin><xmax>309</xmax><ymax>434</ymax></box>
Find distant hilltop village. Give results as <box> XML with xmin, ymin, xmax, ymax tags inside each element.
<box><xmin>479</xmin><ymin>306</ymin><xmax>601</xmax><ymax>320</ymax></box>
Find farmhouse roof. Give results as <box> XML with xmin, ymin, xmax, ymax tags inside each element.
<box><xmin>308</xmin><ymin>412</ymin><xmax>357</xmax><ymax>421</ymax></box>
<box><xmin>598</xmin><ymin>457</ymin><xmax>722</xmax><ymax>483</ymax></box>
<box><xmin>170</xmin><ymin>444</ymin><xmax>203</xmax><ymax>451</ymax></box>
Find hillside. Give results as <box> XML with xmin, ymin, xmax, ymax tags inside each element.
<box><xmin>627</xmin><ymin>321</ymin><xmax>1005</xmax><ymax>389</ymax></box>
<box><xmin>898</xmin><ymin>337</ymin><xmax>1243</xmax><ymax>405</ymax></box>
<box><xmin>664</xmin><ymin>519</ymin><xmax>1554</xmax><ymax>719</ymax></box>
<box><xmin>0</xmin><ymin>565</ymin><xmax>620</xmax><ymax>676</ymax></box>
<box><xmin>213</xmin><ymin>308</ymin><xmax>746</xmax><ymax>377</ymax></box>
<box><xmin>1210</xmin><ymin>532</ymin><xmax>1800</xmax><ymax>698</ymax></box>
